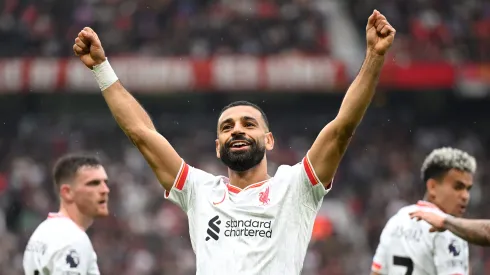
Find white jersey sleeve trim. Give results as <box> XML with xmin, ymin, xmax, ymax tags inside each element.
<box><xmin>164</xmin><ymin>159</ymin><xmax>190</xmax><ymax>198</ymax></box>
<box><xmin>303</xmin><ymin>151</ymin><xmax>333</xmax><ymax>190</ymax></box>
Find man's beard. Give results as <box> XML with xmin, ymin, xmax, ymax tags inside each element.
<box><xmin>219</xmin><ymin>135</ymin><xmax>266</xmax><ymax>172</ymax></box>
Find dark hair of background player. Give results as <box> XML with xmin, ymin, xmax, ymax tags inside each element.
<box><xmin>52</xmin><ymin>154</ymin><xmax>102</xmax><ymax>191</ymax></box>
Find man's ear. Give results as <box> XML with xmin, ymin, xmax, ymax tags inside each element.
<box><xmin>216</xmin><ymin>139</ymin><xmax>221</xmax><ymax>159</ymax></box>
<box><xmin>265</xmin><ymin>132</ymin><xmax>274</xmax><ymax>151</ymax></box>
<box><xmin>59</xmin><ymin>183</ymin><xmax>74</xmax><ymax>202</ymax></box>
<box><xmin>426</xmin><ymin>178</ymin><xmax>438</xmax><ymax>198</ymax></box>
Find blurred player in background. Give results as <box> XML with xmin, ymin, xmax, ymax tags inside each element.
<box><xmin>23</xmin><ymin>154</ymin><xmax>109</xmax><ymax>275</ymax></box>
<box><xmin>371</xmin><ymin>147</ymin><xmax>475</xmax><ymax>275</ymax></box>
<box><xmin>410</xmin><ymin>204</ymin><xmax>490</xmax><ymax>246</ymax></box>
<box><xmin>73</xmin><ymin>9</ymin><xmax>395</xmax><ymax>275</ymax></box>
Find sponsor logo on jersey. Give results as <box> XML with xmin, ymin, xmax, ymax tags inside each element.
<box><xmin>205</xmin><ymin>215</ymin><xmax>221</xmax><ymax>241</ymax></box>
<box><xmin>225</xmin><ymin>218</ymin><xmax>272</xmax><ymax>238</ymax></box>
<box><xmin>448</xmin><ymin>240</ymin><xmax>461</xmax><ymax>256</ymax></box>
<box><xmin>205</xmin><ymin>215</ymin><xmax>273</xmax><ymax>241</ymax></box>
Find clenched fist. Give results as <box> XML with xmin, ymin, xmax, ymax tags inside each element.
<box><xmin>366</xmin><ymin>10</ymin><xmax>396</xmax><ymax>56</ymax></box>
<box><xmin>73</xmin><ymin>27</ymin><xmax>107</xmax><ymax>69</ymax></box>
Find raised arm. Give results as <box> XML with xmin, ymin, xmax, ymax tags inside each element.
<box><xmin>410</xmin><ymin>210</ymin><xmax>490</xmax><ymax>246</ymax></box>
<box><xmin>308</xmin><ymin>10</ymin><xmax>396</xmax><ymax>185</ymax></box>
<box><xmin>73</xmin><ymin>27</ymin><xmax>181</xmax><ymax>192</ymax></box>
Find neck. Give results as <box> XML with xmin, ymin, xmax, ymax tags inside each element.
<box><xmin>59</xmin><ymin>203</ymin><xmax>93</xmax><ymax>231</ymax></box>
<box><xmin>422</xmin><ymin>194</ymin><xmax>446</xmax><ymax>213</ymax></box>
<box><xmin>227</xmin><ymin>158</ymin><xmax>269</xmax><ymax>189</ymax></box>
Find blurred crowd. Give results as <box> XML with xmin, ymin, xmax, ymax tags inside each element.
<box><xmin>3</xmin><ymin>0</ymin><xmax>490</xmax><ymax>62</ymax></box>
<box><xmin>0</xmin><ymin>0</ymin><xmax>328</xmax><ymax>57</ymax></box>
<box><xmin>1</xmin><ymin>96</ymin><xmax>490</xmax><ymax>275</ymax></box>
<box><xmin>347</xmin><ymin>0</ymin><xmax>490</xmax><ymax>62</ymax></box>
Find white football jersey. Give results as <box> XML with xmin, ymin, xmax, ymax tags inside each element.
<box><xmin>23</xmin><ymin>213</ymin><xmax>100</xmax><ymax>275</ymax></box>
<box><xmin>165</xmin><ymin>153</ymin><xmax>331</xmax><ymax>275</ymax></box>
<box><xmin>372</xmin><ymin>201</ymin><xmax>469</xmax><ymax>275</ymax></box>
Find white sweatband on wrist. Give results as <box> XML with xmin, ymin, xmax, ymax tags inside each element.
<box><xmin>92</xmin><ymin>59</ymin><xmax>119</xmax><ymax>91</ymax></box>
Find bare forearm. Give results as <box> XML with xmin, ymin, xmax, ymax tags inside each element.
<box><xmin>336</xmin><ymin>52</ymin><xmax>385</xmax><ymax>134</ymax></box>
<box><xmin>444</xmin><ymin>216</ymin><xmax>490</xmax><ymax>246</ymax></box>
<box><xmin>102</xmin><ymin>81</ymin><xmax>156</xmax><ymax>135</ymax></box>
<box><xmin>101</xmin><ymin>80</ymin><xmax>183</xmax><ymax>190</ymax></box>
<box><xmin>307</xmin><ymin>52</ymin><xmax>385</xmax><ymax>183</ymax></box>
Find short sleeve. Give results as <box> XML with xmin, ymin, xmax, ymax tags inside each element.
<box><xmin>434</xmin><ymin>234</ymin><xmax>469</xmax><ymax>275</ymax></box>
<box><xmin>50</xmin><ymin>237</ymin><xmax>98</xmax><ymax>275</ymax></box>
<box><xmin>371</xmin><ymin>224</ymin><xmax>390</xmax><ymax>274</ymax></box>
<box><xmin>164</xmin><ymin>159</ymin><xmax>216</xmax><ymax>212</ymax></box>
<box><xmin>291</xmin><ymin>152</ymin><xmax>332</xmax><ymax>208</ymax></box>
<box><xmin>88</xmin><ymin>252</ymin><xmax>101</xmax><ymax>275</ymax></box>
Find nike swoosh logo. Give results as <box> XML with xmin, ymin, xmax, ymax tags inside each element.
<box><xmin>213</xmin><ymin>192</ymin><xmax>226</xmax><ymax>205</ymax></box>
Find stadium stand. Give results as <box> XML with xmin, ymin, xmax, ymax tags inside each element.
<box><xmin>0</xmin><ymin>0</ymin><xmax>328</xmax><ymax>57</ymax></box>
<box><xmin>346</xmin><ymin>0</ymin><xmax>490</xmax><ymax>62</ymax></box>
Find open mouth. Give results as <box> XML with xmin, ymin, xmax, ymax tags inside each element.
<box><xmin>98</xmin><ymin>200</ymin><xmax>107</xmax><ymax>205</ymax></box>
<box><xmin>229</xmin><ymin>141</ymin><xmax>251</xmax><ymax>149</ymax></box>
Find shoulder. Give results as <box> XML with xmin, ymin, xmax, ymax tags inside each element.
<box><xmin>383</xmin><ymin>204</ymin><xmax>415</xmax><ymax>224</ymax></box>
<box><xmin>34</xmin><ymin>218</ymin><xmax>92</xmax><ymax>250</ymax></box>
<box><xmin>35</xmin><ymin>218</ymin><xmax>81</xmax><ymax>236</ymax></box>
<box><xmin>271</xmin><ymin>159</ymin><xmax>328</xmax><ymax>199</ymax></box>
<box><xmin>267</xmin><ymin>163</ymin><xmax>303</xmax><ymax>189</ymax></box>
<box><xmin>186</xmin><ymin>164</ymin><xmax>224</xmax><ymax>190</ymax></box>
<box><xmin>273</xmin><ymin>163</ymin><xmax>299</xmax><ymax>175</ymax></box>
<box><xmin>397</xmin><ymin>204</ymin><xmax>419</xmax><ymax>214</ymax></box>
<box><xmin>272</xmin><ymin>160</ymin><xmax>308</xmax><ymax>179</ymax></box>
<box><xmin>273</xmin><ymin>156</ymin><xmax>324</xmax><ymax>186</ymax></box>
<box><xmin>382</xmin><ymin>204</ymin><xmax>432</xmax><ymax>232</ymax></box>
<box><xmin>182</xmin><ymin>163</ymin><xmax>220</xmax><ymax>183</ymax></box>
<box><xmin>172</xmin><ymin>162</ymin><xmax>222</xmax><ymax>191</ymax></box>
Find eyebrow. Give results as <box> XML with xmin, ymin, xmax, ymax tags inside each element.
<box><xmin>219</xmin><ymin>116</ymin><xmax>259</xmax><ymax>129</ymax></box>
<box><xmin>85</xmin><ymin>179</ymin><xmax>108</xmax><ymax>185</ymax></box>
<box><xmin>454</xmin><ymin>180</ymin><xmax>472</xmax><ymax>188</ymax></box>
<box><xmin>219</xmin><ymin>118</ymin><xmax>234</xmax><ymax>129</ymax></box>
<box><xmin>242</xmin><ymin>116</ymin><xmax>258</xmax><ymax>123</ymax></box>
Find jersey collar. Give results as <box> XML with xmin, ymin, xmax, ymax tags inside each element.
<box><xmin>47</xmin><ymin>212</ymin><xmax>68</xmax><ymax>219</ymax></box>
<box><xmin>223</xmin><ymin>178</ymin><xmax>270</xmax><ymax>194</ymax></box>
<box><xmin>416</xmin><ymin>200</ymin><xmax>439</xmax><ymax>209</ymax></box>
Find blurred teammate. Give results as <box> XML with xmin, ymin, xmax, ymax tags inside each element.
<box><xmin>410</xmin><ymin>205</ymin><xmax>490</xmax><ymax>246</ymax></box>
<box><xmin>73</xmin><ymin>10</ymin><xmax>395</xmax><ymax>275</ymax></box>
<box><xmin>23</xmin><ymin>154</ymin><xmax>109</xmax><ymax>275</ymax></box>
<box><xmin>371</xmin><ymin>147</ymin><xmax>475</xmax><ymax>275</ymax></box>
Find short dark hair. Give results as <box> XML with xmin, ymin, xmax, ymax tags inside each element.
<box><xmin>219</xmin><ymin>100</ymin><xmax>270</xmax><ymax>130</ymax></box>
<box><xmin>53</xmin><ymin>154</ymin><xmax>103</xmax><ymax>190</ymax></box>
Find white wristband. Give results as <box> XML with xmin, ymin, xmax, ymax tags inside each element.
<box><xmin>92</xmin><ymin>59</ymin><xmax>119</xmax><ymax>91</ymax></box>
